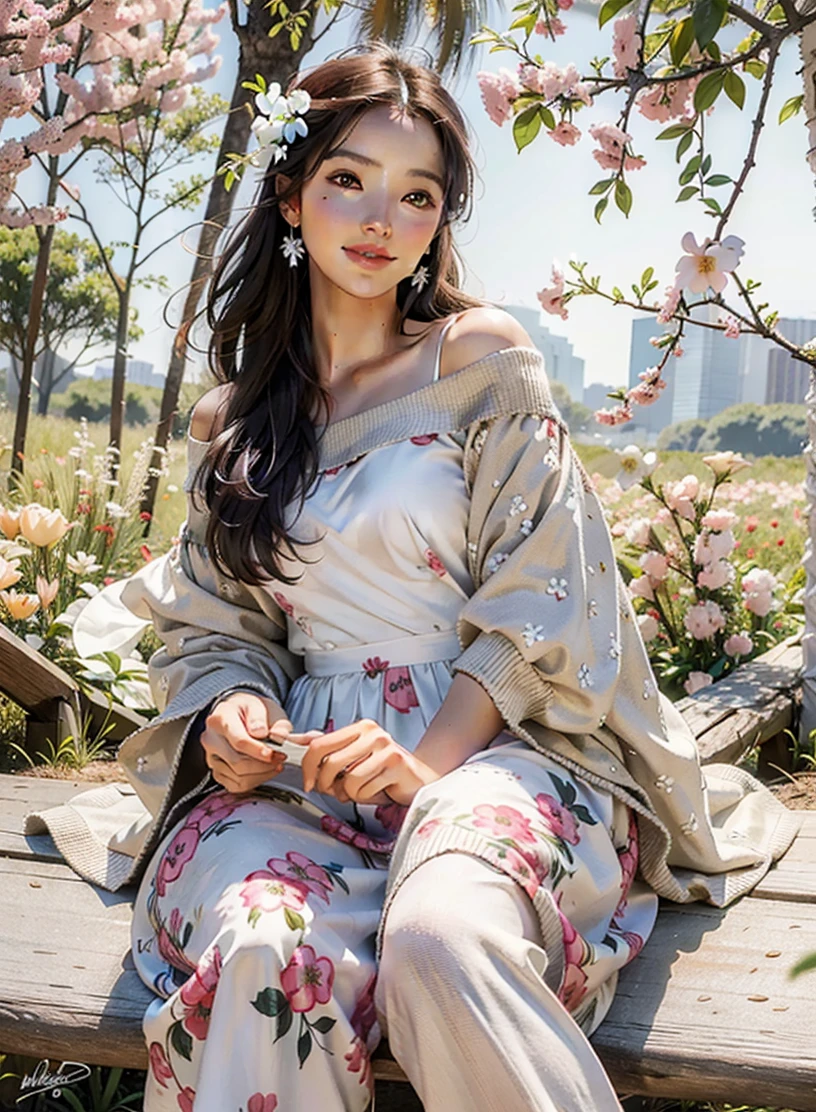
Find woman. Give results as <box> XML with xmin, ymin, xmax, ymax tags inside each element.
<box><xmin>28</xmin><ymin>42</ymin><xmax>800</xmax><ymax>1112</ymax></box>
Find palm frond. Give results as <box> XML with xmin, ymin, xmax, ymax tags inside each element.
<box><xmin>354</xmin><ymin>0</ymin><xmax>491</xmax><ymax>77</ymax></box>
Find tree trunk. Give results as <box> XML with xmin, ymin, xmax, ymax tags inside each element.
<box><xmin>36</xmin><ymin>349</ymin><xmax>56</xmax><ymax>416</ymax></box>
<box><xmin>11</xmin><ymin>166</ymin><xmax>59</xmax><ymax>483</ymax></box>
<box><xmin>140</xmin><ymin>12</ymin><xmax>317</xmax><ymax>527</ymax></box>
<box><xmin>109</xmin><ymin>285</ymin><xmax>130</xmax><ymax>462</ymax></box>
<box><xmin>798</xmin><ymin>14</ymin><xmax>816</xmax><ymax>748</ymax></box>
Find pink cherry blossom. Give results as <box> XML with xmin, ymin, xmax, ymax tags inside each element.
<box><xmin>674</xmin><ymin>232</ymin><xmax>746</xmax><ymax>294</ymax></box>
<box><xmin>155</xmin><ymin>824</ymin><xmax>200</xmax><ymax>896</ymax></box>
<box><xmin>637</xmin><ymin>77</ymin><xmax>699</xmax><ymax>122</ymax></box>
<box><xmin>629</xmin><ymin>575</ymin><xmax>655</xmax><ymax>601</ymax></box>
<box><xmin>535</xmin><ymin>792</ymin><xmax>580</xmax><ymax>844</ymax></box>
<box><xmin>549</xmin><ymin>120</ymin><xmax>582</xmax><ymax>146</ymax></box>
<box><xmin>534</xmin><ymin>15</ymin><xmax>568</xmax><ymax>35</ymax></box>
<box><xmin>657</xmin><ymin>283</ymin><xmax>682</xmax><ymax>324</ymax></box>
<box><xmin>684</xmin><ymin>599</ymin><xmax>726</xmax><ymax>639</ymax></box>
<box><xmin>473</xmin><ymin>803</ymin><xmax>537</xmax><ymax>843</ymax></box>
<box><xmin>477</xmin><ymin>69</ymin><xmax>520</xmax><ymax>126</ymax></box>
<box><xmin>280</xmin><ymin>944</ymin><xmax>335</xmax><ymax>1012</ymax></box>
<box><xmin>612</xmin><ymin>13</ymin><xmax>641</xmax><ymax>78</ymax></box>
<box><xmin>589</xmin><ymin>121</ymin><xmax>645</xmax><ymax>170</ymax></box>
<box><xmin>625</xmin><ymin>517</ymin><xmax>652</xmax><ymax>548</ymax></box>
<box><xmin>638</xmin><ymin>613</ymin><xmax>659</xmax><ymax>641</ymax></box>
<box><xmin>684</xmin><ymin>670</ymin><xmax>714</xmax><ymax>696</ymax></box>
<box><xmin>268</xmin><ymin>851</ymin><xmax>333</xmax><ymax>902</ymax></box>
<box><xmin>663</xmin><ymin>475</ymin><xmax>699</xmax><ymax>521</ymax></box>
<box><xmin>697</xmin><ymin>559</ymin><xmax>732</xmax><ymax>590</ymax></box>
<box><xmin>247</xmin><ymin>1095</ymin><xmax>278</xmax><ymax>1112</ymax></box>
<box><xmin>742</xmin><ymin>567</ymin><xmax>778</xmax><ymax>617</ymax></box>
<box><xmin>537</xmin><ymin>263</ymin><xmax>568</xmax><ymax>320</ymax></box>
<box><xmin>720</xmin><ymin>312</ymin><xmax>741</xmax><ymax>338</ymax></box>
<box><xmin>724</xmin><ymin>631</ymin><xmax>753</xmax><ymax>657</ymax></box>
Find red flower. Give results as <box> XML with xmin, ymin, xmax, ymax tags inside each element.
<box><xmin>155</xmin><ymin>825</ymin><xmax>200</xmax><ymax>896</ymax></box>
<box><xmin>280</xmin><ymin>944</ymin><xmax>335</xmax><ymax>1013</ymax></box>
<box><xmin>179</xmin><ymin>945</ymin><xmax>223</xmax><ymax>1040</ymax></box>
<box><xmin>103</xmin><ymin>576</ymin><xmax>115</xmax><ymax>585</ymax></box>
<box><xmin>94</xmin><ymin>523</ymin><xmax>115</xmax><ymax>534</ymax></box>
<box><xmin>770</xmin><ymin>519</ymin><xmax>779</xmax><ymax>528</ymax></box>
<box><xmin>177</xmin><ymin>1087</ymin><xmax>195</xmax><ymax>1112</ymax></box>
<box><xmin>744</xmin><ymin>515</ymin><xmax>759</xmax><ymax>533</ymax></box>
<box><xmin>535</xmin><ymin>793</ymin><xmax>580</xmax><ymax>845</ymax></box>
<box><xmin>247</xmin><ymin>1095</ymin><xmax>278</xmax><ymax>1112</ymax></box>
<box><xmin>140</xmin><ymin>510</ymin><xmax>152</xmax><ymax>521</ymax></box>
<box><xmin>362</xmin><ymin>655</ymin><xmax>389</xmax><ymax>678</ymax></box>
<box><xmin>140</xmin><ymin>544</ymin><xmax>153</xmax><ymax>562</ymax></box>
<box><xmin>746</xmin><ymin>547</ymin><xmax>755</xmax><ymax>558</ymax></box>
<box><xmin>33</xmin><ymin>479</ymin><xmax>44</xmax><ymax>489</ymax></box>
<box><xmin>778</xmin><ymin>538</ymin><xmax>785</xmax><ymax>547</ymax></box>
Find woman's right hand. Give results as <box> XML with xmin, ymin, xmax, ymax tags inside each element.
<box><xmin>201</xmin><ymin>691</ymin><xmax>293</xmax><ymax>794</ymax></box>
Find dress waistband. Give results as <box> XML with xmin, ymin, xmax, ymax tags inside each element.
<box><xmin>303</xmin><ymin>629</ymin><xmax>461</xmax><ymax>677</ymax></box>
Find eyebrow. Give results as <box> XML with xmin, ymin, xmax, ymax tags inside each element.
<box><xmin>325</xmin><ymin>146</ymin><xmax>445</xmax><ymax>191</ymax></box>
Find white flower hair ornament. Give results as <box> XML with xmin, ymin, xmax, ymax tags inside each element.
<box><xmin>251</xmin><ymin>84</ymin><xmax>312</xmax><ymax>169</ymax></box>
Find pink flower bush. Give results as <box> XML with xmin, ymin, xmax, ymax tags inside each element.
<box><xmin>684</xmin><ymin>599</ymin><xmax>726</xmax><ymax>639</ymax></box>
<box><xmin>724</xmin><ymin>631</ymin><xmax>753</xmax><ymax>657</ymax></box>
<box><xmin>637</xmin><ymin>613</ymin><xmax>659</xmax><ymax>641</ymax></box>
<box><xmin>697</xmin><ymin>559</ymin><xmax>733</xmax><ymax>590</ymax></box>
<box><xmin>742</xmin><ymin>567</ymin><xmax>779</xmax><ymax>617</ymax></box>
<box><xmin>629</xmin><ymin>575</ymin><xmax>655</xmax><ymax>601</ymax></box>
<box><xmin>639</xmin><ymin>550</ymin><xmax>669</xmax><ymax>583</ymax></box>
<box><xmin>537</xmin><ymin>263</ymin><xmax>569</xmax><ymax>320</ymax></box>
<box><xmin>268</xmin><ymin>851</ymin><xmax>333</xmax><ymax>902</ymax></box>
<box><xmin>684</xmin><ymin>670</ymin><xmax>714</xmax><ymax>696</ymax></box>
<box><xmin>636</xmin><ymin>77</ymin><xmax>699</xmax><ymax>122</ymax></box>
<box><xmin>663</xmin><ymin>474</ymin><xmax>700</xmax><ymax>521</ymax></box>
<box><xmin>701</xmin><ymin>508</ymin><xmax>739</xmax><ymax>531</ymax></box>
<box><xmin>156</xmin><ymin>825</ymin><xmax>200</xmax><ymax>896</ymax></box>
<box><xmin>535</xmin><ymin>793</ymin><xmax>580</xmax><ymax>844</ymax></box>
<box><xmin>473</xmin><ymin>803</ymin><xmax>537</xmax><ymax>843</ymax></box>
<box><xmin>280</xmin><ymin>944</ymin><xmax>335</xmax><ymax>1013</ymax></box>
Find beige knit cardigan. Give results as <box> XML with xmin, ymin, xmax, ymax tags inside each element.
<box><xmin>25</xmin><ymin>346</ymin><xmax>801</xmax><ymax>898</ymax></box>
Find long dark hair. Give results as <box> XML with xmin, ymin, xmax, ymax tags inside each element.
<box><xmin>200</xmin><ymin>41</ymin><xmax>485</xmax><ymax>586</ymax></box>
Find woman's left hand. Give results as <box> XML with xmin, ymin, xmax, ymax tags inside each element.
<box><xmin>293</xmin><ymin>718</ymin><xmax>440</xmax><ymax>806</ymax></box>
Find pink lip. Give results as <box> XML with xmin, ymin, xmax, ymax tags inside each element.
<box><xmin>343</xmin><ymin>246</ymin><xmax>395</xmax><ymax>269</ymax></box>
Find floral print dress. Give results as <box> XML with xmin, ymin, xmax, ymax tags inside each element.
<box><xmin>131</xmin><ymin>431</ymin><xmax>659</xmax><ymax>1112</ymax></box>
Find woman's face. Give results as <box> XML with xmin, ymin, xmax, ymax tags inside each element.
<box><xmin>292</xmin><ymin>104</ymin><xmax>446</xmax><ymax>299</ymax></box>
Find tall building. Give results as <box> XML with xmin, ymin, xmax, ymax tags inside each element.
<box><xmin>94</xmin><ymin>358</ymin><xmax>166</xmax><ymax>390</ymax></box>
<box><xmin>753</xmin><ymin>318</ymin><xmax>816</xmax><ymax>404</ymax></box>
<box><xmin>501</xmin><ymin>304</ymin><xmax>585</xmax><ymax>401</ymax></box>
<box><xmin>583</xmin><ymin>382</ymin><xmax>619</xmax><ymax>412</ymax></box>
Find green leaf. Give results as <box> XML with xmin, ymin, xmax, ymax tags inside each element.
<box><xmin>253</xmin><ymin>987</ymin><xmax>288</xmax><ymax>1016</ymax></box>
<box><xmin>704</xmin><ymin>173</ymin><xmax>732</xmax><ymax>186</ymax></box>
<box><xmin>171</xmin><ymin>1020</ymin><xmax>193</xmax><ymax>1062</ymax></box>
<box><xmin>743</xmin><ymin>58</ymin><xmax>766</xmax><ymax>79</ymax></box>
<box><xmin>182</xmin><ymin>920</ymin><xmax>193</xmax><ymax>948</ymax></box>
<box><xmin>670</xmin><ymin>17</ymin><xmax>696</xmax><ymax>66</ymax></box>
<box><xmin>656</xmin><ymin>123</ymin><xmax>693</xmax><ymax>140</ymax></box>
<box><xmin>594</xmin><ymin>196</ymin><xmax>609</xmax><ymax>223</ymax></box>
<box><xmin>703</xmin><ymin>196</ymin><xmax>723</xmax><ymax>213</ymax></box>
<box><xmin>723</xmin><ymin>69</ymin><xmax>745</xmax><ymax>109</ymax></box>
<box><xmin>277</xmin><ymin>1004</ymin><xmax>293</xmax><ymax>1041</ymax></box>
<box><xmin>706</xmin><ymin>38</ymin><xmax>721</xmax><ymax>61</ymax></box>
<box><xmin>589</xmin><ymin>177</ymin><xmax>615</xmax><ymax>195</ymax></box>
<box><xmin>598</xmin><ymin>0</ymin><xmax>633</xmax><ymax>28</ymax></box>
<box><xmin>615</xmin><ymin>178</ymin><xmax>633</xmax><ymax>216</ymax></box>
<box><xmin>790</xmin><ymin>952</ymin><xmax>816</xmax><ymax>978</ymax></box>
<box><xmin>692</xmin><ymin>0</ymin><xmax>726</xmax><ymax>50</ymax></box>
<box><xmin>694</xmin><ymin>69</ymin><xmax>726</xmax><ymax>113</ymax></box>
<box><xmin>676</xmin><ymin>130</ymin><xmax>694</xmax><ymax>161</ymax></box>
<box><xmin>512</xmin><ymin>105</ymin><xmax>542</xmax><ymax>152</ymax></box>
<box><xmin>679</xmin><ymin>155</ymin><xmax>701</xmax><ymax>185</ymax></box>
<box><xmin>297</xmin><ymin>1025</ymin><xmax>313</xmax><ymax>1067</ymax></box>
<box><xmin>540</xmin><ymin>105</ymin><xmax>556</xmax><ymax>130</ymax></box>
<box><xmin>284</xmin><ymin>907</ymin><xmax>306</xmax><ymax>932</ymax></box>
<box><xmin>779</xmin><ymin>94</ymin><xmax>804</xmax><ymax>124</ymax></box>
<box><xmin>701</xmin><ymin>153</ymin><xmax>712</xmax><ymax>175</ymax></box>
<box><xmin>311</xmin><ymin>1015</ymin><xmax>337</xmax><ymax>1033</ymax></box>
<box><xmin>676</xmin><ymin>185</ymin><xmax>699</xmax><ymax>201</ymax></box>
<box><xmin>611</xmin><ymin>285</ymin><xmax>624</xmax><ymax>300</ymax></box>
<box><xmin>640</xmin><ymin>266</ymin><xmax>654</xmax><ymax>289</ymax></box>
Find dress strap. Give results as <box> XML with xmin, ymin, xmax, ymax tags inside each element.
<box><xmin>431</xmin><ymin>312</ymin><xmax>463</xmax><ymax>384</ymax></box>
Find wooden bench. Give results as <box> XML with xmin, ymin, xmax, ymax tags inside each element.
<box><xmin>1</xmin><ymin>631</ymin><xmax>814</xmax><ymax>1108</ymax></box>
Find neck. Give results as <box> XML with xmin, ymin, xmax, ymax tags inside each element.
<box><xmin>308</xmin><ymin>263</ymin><xmax>403</xmax><ymax>389</ymax></box>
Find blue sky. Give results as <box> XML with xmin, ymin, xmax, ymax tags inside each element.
<box><xmin>21</xmin><ymin>2</ymin><xmax>816</xmax><ymax>391</ymax></box>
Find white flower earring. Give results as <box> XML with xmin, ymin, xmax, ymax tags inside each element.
<box><xmin>411</xmin><ymin>254</ymin><xmax>430</xmax><ymax>292</ymax></box>
<box><xmin>281</xmin><ymin>222</ymin><xmax>306</xmax><ymax>268</ymax></box>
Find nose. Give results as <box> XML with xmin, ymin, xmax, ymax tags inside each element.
<box><xmin>361</xmin><ymin>210</ymin><xmax>391</xmax><ymax>240</ymax></box>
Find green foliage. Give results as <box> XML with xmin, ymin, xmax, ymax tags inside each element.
<box><xmin>658</xmin><ymin>404</ymin><xmax>807</xmax><ymax>457</ymax></box>
<box><xmin>52</xmin><ymin>379</ymin><xmax>158</xmax><ymax>426</ymax></box>
<box><xmin>550</xmin><ymin>380</ymin><xmax>594</xmax><ymax>434</ymax></box>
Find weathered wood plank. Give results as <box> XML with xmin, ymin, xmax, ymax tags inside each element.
<box><xmin>0</xmin><ymin>773</ymin><xmax>93</xmax><ymax>863</ymax></box>
<box><xmin>2</xmin><ymin>856</ymin><xmax>816</xmax><ymax>1107</ymax></box>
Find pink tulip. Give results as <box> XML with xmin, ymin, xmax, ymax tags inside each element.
<box><xmin>724</xmin><ymin>632</ymin><xmax>753</xmax><ymax>657</ymax></box>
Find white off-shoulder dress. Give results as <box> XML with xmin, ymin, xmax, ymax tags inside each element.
<box><xmin>131</xmin><ymin>330</ymin><xmax>659</xmax><ymax>1112</ymax></box>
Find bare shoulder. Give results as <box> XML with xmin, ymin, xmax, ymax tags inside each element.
<box><xmin>439</xmin><ymin>306</ymin><xmax>535</xmax><ymax>379</ymax></box>
<box><xmin>189</xmin><ymin>382</ymin><xmax>235</xmax><ymax>441</ymax></box>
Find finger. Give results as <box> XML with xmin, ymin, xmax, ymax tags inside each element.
<box><xmin>336</xmin><ymin>751</ymin><xmax>388</xmax><ymax>798</ymax></box>
<box><xmin>208</xmin><ymin>704</ymin><xmax>280</xmax><ymax>764</ymax></box>
<box><xmin>313</xmin><ymin>737</ymin><xmax>373</xmax><ymax>795</ymax></box>
<box><xmin>347</xmin><ymin>765</ymin><xmax>402</xmax><ymax>805</ymax></box>
<box><xmin>301</xmin><ymin>726</ymin><xmax>366</xmax><ymax>790</ymax></box>
<box><xmin>204</xmin><ymin>729</ymin><xmax>286</xmax><ymax>778</ymax></box>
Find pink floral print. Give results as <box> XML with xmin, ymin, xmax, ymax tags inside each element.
<box><xmin>179</xmin><ymin>944</ymin><xmax>223</xmax><ymax>1040</ymax></box>
<box><xmin>320</xmin><ymin>815</ymin><xmax>396</xmax><ymax>854</ymax></box>
<box><xmin>410</xmin><ymin>433</ymin><xmax>438</xmax><ymax>445</ymax></box>
<box><xmin>535</xmin><ymin>792</ymin><xmax>581</xmax><ymax>845</ymax></box>
<box><xmin>177</xmin><ymin>1086</ymin><xmax>195</xmax><ymax>1112</ymax></box>
<box><xmin>362</xmin><ymin>655</ymin><xmax>389</xmax><ymax>677</ymax></box>
<box><xmin>149</xmin><ymin>1041</ymin><xmax>173</xmax><ymax>1088</ymax></box>
<box><xmin>615</xmin><ymin>810</ymin><xmax>640</xmax><ymax>918</ymax></box>
<box><xmin>156</xmin><ymin>908</ymin><xmax>196</xmax><ymax>975</ymax></box>
<box><xmin>345</xmin><ymin>1035</ymin><xmax>373</xmax><ymax>1093</ymax></box>
<box><xmin>186</xmin><ymin>793</ymin><xmax>241</xmax><ymax>834</ymax></box>
<box><xmin>473</xmin><ymin>803</ymin><xmax>537</xmax><ymax>843</ymax></box>
<box><xmin>239</xmin><ymin>870</ymin><xmax>308</xmax><ymax>916</ymax></box>
<box><xmin>156</xmin><ymin>825</ymin><xmax>200</xmax><ymax>896</ymax></box>
<box><xmin>416</xmin><ymin>818</ymin><xmax>442</xmax><ymax>839</ymax></box>
<box><xmin>272</xmin><ymin>591</ymin><xmax>294</xmax><ymax>617</ymax></box>
<box><xmin>350</xmin><ymin>973</ymin><xmax>379</xmax><ymax>1045</ymax></box>
<box><xmin>280</xmin><ymin>944</ymin><xmax>335</xmax><ymax>1012</ymax></box>
<box><xmin>268</xmin><ymin>850</ymin><xmax>334</xmax><ymax>903</ymax></box>
<box><xmin>424</xmin><ymin>547</ymin><xmax>447</xmax><ymax>577</ymax></box>
<box><xmin>384</xmin><ymin>665</ymin><xmax>419</xmax><ymax>714</ymax></box>
<box><xmin>557</xmin><ymin>905</ymin><xmax>589</xmax><ymax>1012</ymax></box>
<box><xmin>374</xmin><ymin>800</ymin><xmax>408</xmax><ymax>835</ymax></box>
<box><xmin>247</xmin><ymin>1094</ymin><xmax>278</xmax><ymax>1112</ymax></box>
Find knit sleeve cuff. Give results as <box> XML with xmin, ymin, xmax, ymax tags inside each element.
<box><xmin>452</xmin><ymin>630</ymin><xmax>555</xmax><ymax>730</ymax></box>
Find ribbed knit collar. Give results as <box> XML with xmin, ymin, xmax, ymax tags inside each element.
<box><xmin>315</xmin><ymin>346</ymin><xmax>561</xmax><ymax>472</ymax></box>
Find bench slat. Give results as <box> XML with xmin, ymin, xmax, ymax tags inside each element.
<box><xmin>2</xmin><ymin>854</ymin><xmax>816</xmax><ymax>1107</ymax></box>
